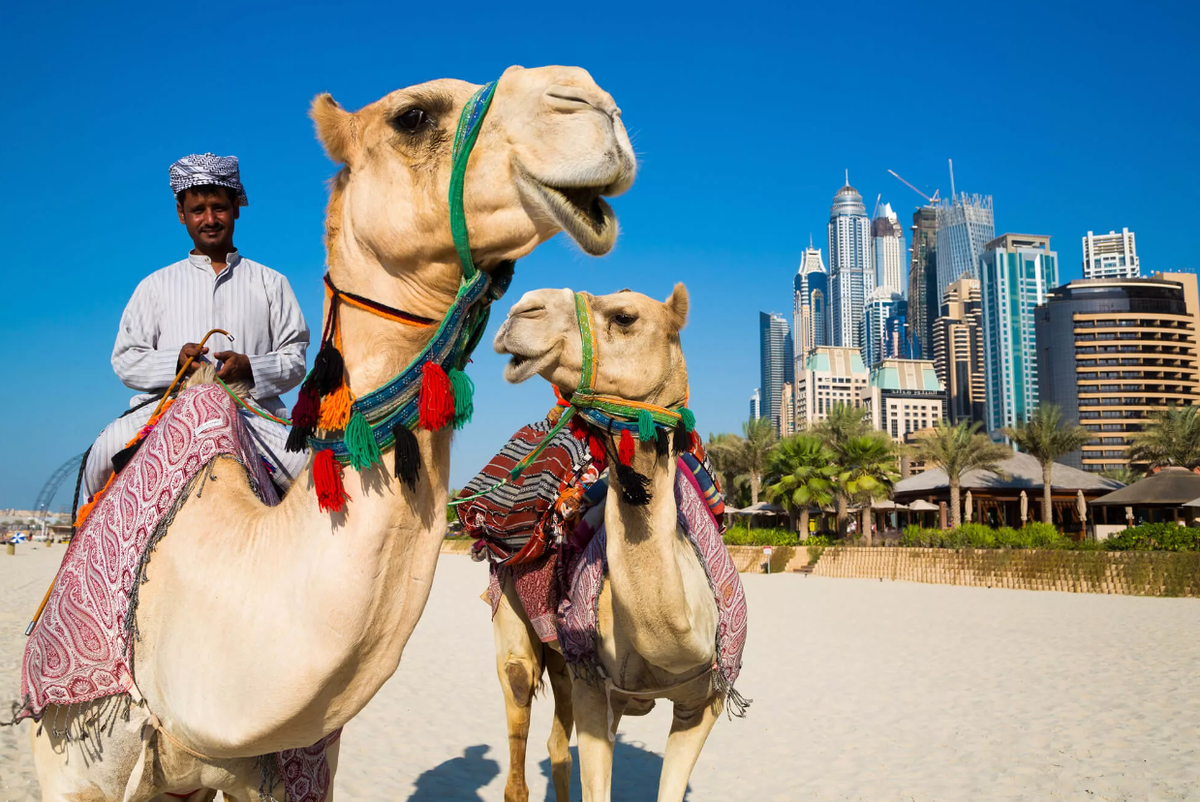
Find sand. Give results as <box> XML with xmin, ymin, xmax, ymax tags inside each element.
<box><xmin>3</xmin><ymin>543</ymin><xmax>1199</xmax><ymax>801</ymax></box>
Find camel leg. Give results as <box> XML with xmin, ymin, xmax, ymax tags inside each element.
<box><xmin>543</xmin><ymin>648</ymin><xmax>574</xmax><ymax>801</ymax></box>
<box><xmin>655</xmin><ymin>694</ymin><xmax>722</xmax><ymax>802</ymax></box>
<box><xmin>493</xmin><ymin>577</ymin><xmax>543</xmax><ymax>802</ymax></box>
<box><xmin>573</xmin><ymin>680</ymin><xmax>626</xmax><ymax>802</ymax></box>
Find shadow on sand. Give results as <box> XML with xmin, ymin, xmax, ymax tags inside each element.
<box><xmin>538</xmin><ymin>736</ymin><xmax>691</xmax><ymax>801</ymax></box>
<box><xmin>407</xmin><ymin>744</ymin><xmax>500</xmax><ymax>801</ymax></box>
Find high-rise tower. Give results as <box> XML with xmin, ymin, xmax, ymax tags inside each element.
<box><xmin>907</xmin><ymin>206</ymin><xmax>939</xmax><ymax>360</ymax></box>
<box><xmin>979</xmin><ymin>234</ymin><xmax>1058</xmax><ymax>434</ymax></box>
<box><xmin>935</xmin><ymin>192</ymin><xmax>995</xmax><ymax>303</ymax></box>
<box><xmin>828</xmin><ymin>175</ymin><xmax>873</xmax><ymax>350</ymax></box>
<box><xmin>862</xmin><ymin>287</ymin><xmax>904</xmax><ymax>368</ymax></box>
<box><xmin>933</xmin><ymin>276</ymin><xmax>986</xmax><ymax>425</ymax></box>
<box><xmin>1082</xmin><ymin>228</ymin><xmax>1139</xmax><ymax>279</ymax></box>
<box><xmin>793</xmin><ymin>242</ymin><xmax>829</xmax><ymax>361</ymax></box>
<box><xmin>759</xmin><ymin>312</ymin><xmax>794</xmax><ymax>435</ymax></box>
<box><xmin>872</xmin><ymin>202</ymin><xmax>906</xmax><ymax>295</ymax></box>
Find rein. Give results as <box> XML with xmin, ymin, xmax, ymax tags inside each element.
<box><xmin>284</xmin><ymin>80</ymin><xmax>511</xmax><ymax>513</ymax></box>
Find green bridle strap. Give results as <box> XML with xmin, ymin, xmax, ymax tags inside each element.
<box><xmin>574</xmin><ymin>292</ymin><xmax>598</xmax><ymax>397</ymax></box>
<box><xmin>449</xmin><ymin>81</ymin><xmax>499</xmax><ymax>282</ymax></box>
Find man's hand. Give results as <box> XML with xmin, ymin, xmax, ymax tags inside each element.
<box><xmin>214</xmin><ymin>351</ymin><xmax>252</xmax><ymax>382</ymax></box>
<box><xmin>177</xmin><ymin>343</ymin><xmax>209</xmax><ymax>373</ymax></box>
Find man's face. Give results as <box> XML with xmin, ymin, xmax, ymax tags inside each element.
<box><xmin>177</xmin><ymin>188</ymin><xmax>239</xmax><ymax>251</ymax></box>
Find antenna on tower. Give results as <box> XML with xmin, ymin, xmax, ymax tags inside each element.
<box><xmin>949</xmin><ymin>159</ymin><xmax>957</xmax><ymax>200</ymax></box>
<box><xmin>809</xmin><ymin>233</ymin><xmax>813</xmax><ymax>249</ymax></box>
<box><xmin>873</xmin><ymin>193</ymin><xmax>881</xmax><ymax>220</ymax></box>
<box><xmin>845</xmin><ymin>169</ymin><xmax>849</xmax><ymax>186</ymax></box>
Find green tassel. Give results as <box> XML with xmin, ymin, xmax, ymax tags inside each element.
<box><xmin>448</xmin><ymin>369</ymin><xmax>475</xmax><ymax>429</ymax></box>
<box><xmin>637</xmin><ymin>409</ymin><xmax>656</xmax><ymax>442</ymax></box>
<box><xmin>345</xmin><ymin>411</ymin><xmax>382</xmax><ymax>471</ymax></box>
<box><xmin>679</xmin><ymin>407</ymin><xmax>696</xmax><ymax>433</ymax></box>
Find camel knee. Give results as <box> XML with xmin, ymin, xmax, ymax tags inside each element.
<box><xmin>503</xmin><ymin>659</ymin><xmax>538</xmax><ymax>708</ymax></box>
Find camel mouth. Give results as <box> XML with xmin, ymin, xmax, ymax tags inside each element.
<box><xmin>502</xmin><ymin>349</ymin><xmax>555</xmax><ymax>384</ymax></box>
<box><xmin>518</xmin><ymin>172</ymin><xmax>618</xmax><ymax>256</ymax></box>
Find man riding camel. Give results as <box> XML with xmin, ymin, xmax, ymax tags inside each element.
<box><xmin>82</xmin><ymin>153</ymin><xmax>309</xmax><ymax>498</ymax></box>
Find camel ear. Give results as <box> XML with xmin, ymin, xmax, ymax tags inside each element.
<box><xmin>311</xmin><ymin>93</ymin><xmax>355</xmax><ymax>165</ymax></box>
<box><xmin>665</xmin><ymin>283</ymin><xmax>689</xmax><ymax>332</ymax></box>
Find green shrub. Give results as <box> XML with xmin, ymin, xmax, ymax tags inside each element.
<box><xmin>722</xmin><ymin>526</ymin><xmax>799</xmax><ymax>547</ymax></box>
<box><xmin>1105</xmin><ymin>523</ymin><xmax>1200</xmax><ymax>552</ymax></box>
<box><xmin>1022</xmin><ymin>521</ymin><xmax>1069</xmax><ymax>548</ymax></box>
<box><xmin>995</xmin><ymin>526</ymin><xmax>1029</xmax><ymax>549</ymax></box>
<box><xmin>956</xmin><ymin>523</ymin><xmax>997</xmax><ymax>549</ymax></box>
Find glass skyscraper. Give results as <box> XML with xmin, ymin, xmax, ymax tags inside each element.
<box><xmin>935</xmin><ymin>193</ymin><xmax>995</xmax><ymax>304</ymax></box>
<box><xmin>828</xmin><ymin>178</ymin><xmax>874</xmax><ymax>350</ymax></box>
<box><xmin>979</xmin><ymin>234</ymin><xmax>1058</xmax><ymax>434</ymax></box>
<box><xmin>759</xmin><ymin>312</ymin><xmax>794</xmax><ymax>434</ymax></box>
<box><xmin>793</xmin><ymin>244</ymin><xmax>829</xmax><ymax>361</ymax></box>
<box><xmin>907</xmin><ymin>206</ymin><xmax>939</xmax><ymax>359</ymax></box>
<box><xmin>872</xmin><ymin>202</ymin><xmax>906</xmax><ymax>295</ymax></box>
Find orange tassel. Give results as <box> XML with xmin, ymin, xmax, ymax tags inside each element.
<box><xmin>618</xmin><ymin>429</ymin><xmax>635</xmax><ymax>466</ymax></box>
<box><xmin>418</xmin><ymin>363</ymin><xmax>455</xmax><ymax>430</ymax></box>
<box><xmin>318</xmin><ymin>384</ymin><xmax>353</xmax><ymax>430</ymax></box>
<box><xmin>313</xmin><ymin>449</ymin><xmax>350</xmax><ymax>513</ymax></box>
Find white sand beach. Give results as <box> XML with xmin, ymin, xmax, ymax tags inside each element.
<box><xmin>3</xmin><ymin>543</ymin><xmax>1199</xmax><ymax>801</ymax></box>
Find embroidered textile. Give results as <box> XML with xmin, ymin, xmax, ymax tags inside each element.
<box><xmin>485</xmin><ymin>551</ymin><xmax>560</xmax><ymax>642</ymax></box>
<box><xmin>557</xmin><ymin>460</ymin><xmax>748</xmax><ymax>713</ymax></box>
<box><xmin>16</xmin><ymin>385</ymin><xmax>337</xmax><ymax>802</ymax></box>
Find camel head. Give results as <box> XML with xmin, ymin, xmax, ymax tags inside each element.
<box><xmin>494</xmin><ymin>284</ymin><xmax>690</xmax><ymax>408</ymax></box>
<box><xmin>312</xmin><ymin>65</ymin><xmax>636</xmax><ymax>278</ymax></box>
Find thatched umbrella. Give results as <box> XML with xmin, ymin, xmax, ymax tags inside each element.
<box><xmin>1019</xmin><ymin>490</ymin><xmax>1029</xmax><ymax>524</ymax></box>
<box><xmin>964</xmin><ymin>491</ymin><xmax>973</xmax><ymax>524</ymax></box>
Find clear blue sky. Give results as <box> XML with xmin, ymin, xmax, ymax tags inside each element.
<box><xmin>2</xmin><ymin>0</ymin><xmax>1197</xmax><ymax>511</ymax></box>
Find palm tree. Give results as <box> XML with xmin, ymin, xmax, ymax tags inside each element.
<box><xmin>909</xmin><ymin>421</ymin><xmax>1011</xmax><ymax>529</ymax></box>
<box><xmin>1127</xmin><ymin>405</ymin><xmax>1200</xmax><ymax>470</ymax></box>
<box><xmin>1003</xmin><ymin>404</ymin><xmax>1093</xmax><ymax>525</ymax></box>
<box><xmin>1100</xmin><ymin>465</ymin><xmax>1141</xmax><ymax>486</ymax></box>
<box><xmin>836</xmin><ymin>433</ymin><xmax>899</xmax><ymax>545</ymax></box>
<box><xmin>813</xmin><ymin>403</ymin><xmax>872</xmax><ymax>536</ymax></box>
<box><xmin>765</xmin><ymin>434</ymin><xmax>838</xmax><ymax>538</ymax></box>
<box><xmin>707</xmin><ymin>418</ymin><xmax>777</xmax><ymax>506</ymax></box>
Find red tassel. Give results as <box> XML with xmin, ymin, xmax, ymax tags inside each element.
<box><xmin>618</xmin><ymin>429</ymin><xmax>635</xmax><ymax>466</ymax></box>
<box><xmin>291</xmin><ymin>385</ymin><xmax>320</xmax><ymax>428</ymax></box>
<box><xmin>313</xmin><ymin>449</ymin><xmax>350</xmax><ymax>513</ymax></box>
<box><xmin>588</xmin><ymin>434</ymin><xmax>606</xmax><ymax>464</ymax></box>
<box><xmin>569</xmin><ymin>417</ymin><xmax>588</xmax><ymax>440</ymax></box>
<box><xmin>418</xmin><ymin>363</ymin><xmax>455</xmax><ymax>430</ymax></box>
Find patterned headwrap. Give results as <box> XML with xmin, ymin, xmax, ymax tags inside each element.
<box><xmin>168</xmin><ymin>153</ymin><xmax>249</xmax><ymax>206</ymax></box>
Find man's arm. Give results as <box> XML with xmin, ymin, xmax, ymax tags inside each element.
<box><xmin>111</xmin><ymin>278</ymin><xmax>180</xmax><ymax>393</ymax></box>
<box><xmin>243</xmin><ymin>273</ymin><xmax>310</xmax><ymax>399</ymax></box>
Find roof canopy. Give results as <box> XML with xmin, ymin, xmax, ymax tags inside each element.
<box><xmin>1091</xmin><ymin>467</ymin><xmax>1200</xmax><ymax>506</ymax></box>
<box><xmin>894</xmin><ymin>451</ymin><xmax>1122</xmax><ymax>496</ymax></box>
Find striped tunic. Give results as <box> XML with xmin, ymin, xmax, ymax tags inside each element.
<box><xmin>83</xmin><ymin>252</ymin><xmax>309</xmax><ymax>496</ymax></box>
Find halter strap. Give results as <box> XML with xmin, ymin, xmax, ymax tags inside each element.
<box><xmin>324</xmin><ymin>275</ymin><xmax>436</xmax><ymax>328</ymax></box>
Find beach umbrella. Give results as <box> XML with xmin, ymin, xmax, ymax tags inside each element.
<box><xmin>1125</xmin><ymin>506</ymin><xmax>1134</xmax><ymax>526</ymax></box>
<box><xmin>1019</xmin><ymin>491</ymin><xmax>1028</xmax><ymax>524</ymax></box>
<box><xmin>10</xmin><ymin>532</ymin><xmax>27</xmax><ymax>544</ymax></box>
<box><xmin>1076</xmin><ymin>489</ymin><xmax>1087</xmax><ymax>523</ymax></box>
<box><xmin>964</xmin><ymin>491</ymin><xmax>973</xmax><ymax>523</ymax></box>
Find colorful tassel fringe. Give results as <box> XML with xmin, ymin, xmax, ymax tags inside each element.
<box><xmin>679</xmin><ymin>407</ymin><xmax>696</xmax><ymax>433</ymax></box>
<box><xmin>448</xmin><ymin>368</ymin><xmax>474</xmax><ymax>430</ymax></box>
<box><xmin>393</xmin><ymin>423</ymin><xmax>422</xmax><ymax>490</ymax></box>
<box><xmin>345</xmin><ymin>411</ymin><xmax>382</xmax><ymax>471</ymax></box>
<box><xmin>673</xmin><ymin>422</ymin><xmax>691</xmax><ymax>455</ymax></box>
<box><xmin>418</xmin><ymin>363</ymin><xmax>455</xmax><ymax>430</ymax></box>
<box><xmin>310</xmin><ymin>344</ymin><xmax>346</xmax><ymax>396</ymax></box>
<box><xmin>319</xmin><ymin>383</ymin><xmax>353</xmax><ymax>430</ymax></box>
<box><xmin>313</xmin><ymin>449</ymin><xmax>350</xmax><ymax>513</ymax></box>
<box><xmin>655</xmin><ymin>427</ymin><xmax>670</xmax><ymax>457</ymax></box>
<box><xmin>636</xmin><ymin>409</ymin><xmax>656</xmax><ymax>442</ymax></box>
<box><xmin>588</xmin><ymin>434</ymin><xmax>606</xmax><ymax>464</ymax></box>
<box><xmin>618</xmin><ymin>429</ymin><xmax>635</xmax><ymax>466</ymax></box>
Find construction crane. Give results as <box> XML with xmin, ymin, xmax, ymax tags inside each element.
<box><xmin>887</xmin><ymin>169</ymin><xmax>941</xmax><ymax>205</ymax></box>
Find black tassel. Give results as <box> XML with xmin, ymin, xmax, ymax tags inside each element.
<box><xmin>393</xmin><ymin>423</ymin><xmax>421</xmax><ymax>491</ymax></box>
<box><xmin>655</xmin><ymin>426</ymin><xmax>669</xmax><ymax>458</ymax></box>
<box><xmin>310</xmin><ymin>343</ymin><xmax>346</xmax><ymax>396</ymax></box>
<box><xmin>111</xmin><ymin>440</ymin><xmax>143</xmax><ymax>474</ymax></box>
<box><xmin>672</xmin><ymin>422</ymin><xmax>690</xmax><ymax>455</ymax></box>
<box><xmin>286</xmin><ymin>424</ymin><xmax>314</xmax><ymax>453</ymax></box>
<box><xmin>613</xmin><ymin>462</ymin><xmax>652</xmax><ymax>506</ymax></box>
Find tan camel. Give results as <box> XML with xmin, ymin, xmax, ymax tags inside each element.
<box><xmin>491</xmin><ymin>285</ymin><xmax>726</xmax><ymax>802</ymax></box>
<box><xmin>30</xmin><ymin>65</ymin><xmax>636</xmax><ymax>802</ymax></box>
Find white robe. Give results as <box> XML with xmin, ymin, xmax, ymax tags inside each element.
<box><xmin>84</xmin><ymin>252</ymin><xmax>310</xmax><ymax>497</ymax></box>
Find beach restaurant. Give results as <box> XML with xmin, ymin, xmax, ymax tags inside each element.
<box><xmin>891</xmin><ymin>451</ymin><xmax>1123</xmax><ymax>534</ymax></box>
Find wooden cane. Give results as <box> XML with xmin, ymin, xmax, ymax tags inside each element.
<box><xmin>25</xmin><ymin>329</ymin><xmax>233</xmax><ymax>637</ymax></box>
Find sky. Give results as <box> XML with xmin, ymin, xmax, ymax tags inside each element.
<box><xmin>1</xmin><ymin>0</ymin><xmax>1197</xmax><ymax>511</ymax></box>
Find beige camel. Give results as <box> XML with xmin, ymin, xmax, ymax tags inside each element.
<box><xmin>30</xmin><ymin>65</ymin><xmax>636</xmax><ymax>802</ymax></box>
<box><xmin>491</xmin><ymin>285</ymin><xmax>726</xmax><ymax>802</ymax></box>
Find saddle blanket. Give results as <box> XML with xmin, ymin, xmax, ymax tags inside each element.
<box><xmin>13</xmin><ymin>384</ymin><xmax>336</xmax><ymax>802</ymax></box>
<box><xmin>557</xmin><ymin>462</ymin><xmax>749</xmax><ymax>714</ymax></box>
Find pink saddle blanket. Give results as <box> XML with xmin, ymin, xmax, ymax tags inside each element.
<box><xmin>12</xmin><ymin>385</ymin><xmax>336</xmax><ymax>802</ymax></box>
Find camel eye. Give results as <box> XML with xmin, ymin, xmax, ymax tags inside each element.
<box><xmin>394</xmin><ymin>108</ymin><xmax>430</xmax><ymax>131</ymax></box>
<box><xmin>613</xmin><ymin>313</ymin><xmax>637</xmax><ymax>327</ymax></box>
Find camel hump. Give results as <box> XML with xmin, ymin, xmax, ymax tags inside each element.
<box><xmin>185</xmin><ymin>363</ymin><xmax>251</xmax><ymax>399</ymax></box>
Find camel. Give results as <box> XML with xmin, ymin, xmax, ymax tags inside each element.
<box><xmin>490</xmin><ymin>285</ymin><xmax>737</xmax><ymax>802</ymax></box>
<box><xmin>28</xmin><ymin>65</ymin><xmax>636</xmax><ymax>801</ymax></box>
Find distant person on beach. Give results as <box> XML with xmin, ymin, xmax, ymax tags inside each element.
<box><xmin>81</xmin><ymin>153</ymin><xmax>309</xmax><ymax>498</ymax></box>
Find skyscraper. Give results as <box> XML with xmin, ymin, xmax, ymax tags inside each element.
<box><xmin>872</xmin><ymin>202</ymin><xmax>906</xmax><ymax>295</ymax></box>
<box><xmin>884</xmin><ymin>299</ymin><xmax>912</xmax><ymax>361</ymax></box>
<box><xmin>759</xmin><ymin>312</ymin><xmax>794</xmax><ymax>434</ymax></box>
<box><xmin>862</xmin><ymin>287</ymin><xmax>904</xmax><ymax>368</ymax></box>
<box><xmin>932</xmin><ymin>277</ymin><xmax>986</xmax><ymax>425</ymax></box>
<box><xmin>1083</xmin><ymin>228</ymin><xmax>1140</xmax><ymax>279</ymax></box>
<box><xmin>907</xmin><ymin>206</ymin><xmax>939</xmax><ymax>359</ymax></box>
<box><xmin>979</xmin><ymin>234</ymin><xmax>1058</xmax><ymax>434</ymax></box>
<box><xmin>935</xmin><ymin>192</ymin><xmax>995</xmax><ymax>304</ymax></box>
<box><xmin>828</xmin><ymin>176</ymin><xmax>874</xmax><ymax>350</ymax></box>
<box><xmin>793</xmin><ymin>243</ymin><xmax>829</xmax><ymax>360</ymax></box>
<box><xmin>749</xmin><ymin>389</ymin><xmax>761</xmax><ymax>422</ymax></box>
<box><xmin>1036</xmin><ymin>274</ymin><xmax>1199</xmax><ymax>471</ymax></box>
